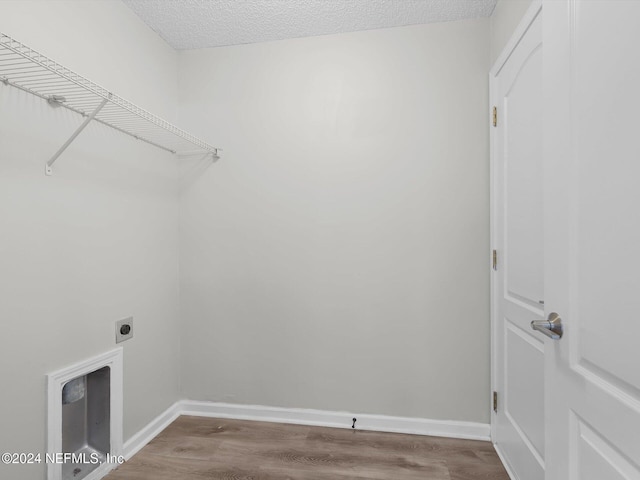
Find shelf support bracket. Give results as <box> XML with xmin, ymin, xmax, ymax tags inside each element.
<box><xmin>45</xmin><ymin>95</ymin><xmax>110</xmax><ymax>176</ymax></box>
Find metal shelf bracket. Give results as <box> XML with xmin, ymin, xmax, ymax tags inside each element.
<box><xmin>45</xmin><ymin>95</ymin><xmax>110</xmax><ymax>176</ymax></box>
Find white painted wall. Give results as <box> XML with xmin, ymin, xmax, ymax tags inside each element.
<box><xmin>0</xmin><ymin>2</ymin><xmax>180</xmax><ymax>479</ymax></box>
<box><xmin>490</xmin><ymin>0</ymin><xmax>534</xmax><ymax>66</ymax></box>
<box><xmin>1</xmin><ymin>7</ymin><xmax>495</xmax><ymax>474</ymax></box>
<box><xmin>178</xmin><ymin>19</ymin><xmax>490</xmax><ymax>423</ymax></box>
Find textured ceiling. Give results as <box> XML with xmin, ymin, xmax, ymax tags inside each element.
<box><xmin>122</xmin><ymin>0</ymin><xmax>497</xmax><ymax>50</ymax></box>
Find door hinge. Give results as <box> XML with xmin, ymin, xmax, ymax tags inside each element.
<box><xmin>492</xmin><ymin>249</ymin><xmax>498</xmax><ymax>271</ymax></box>
<box><xmin>492</xmin><ymin>106</ymin><xmax>497</xmax><ymax>127</ymax></box>
<box><xmin>493</xmin><ymin>391</ymin><xmax>498</xmax><ymax>413</ymax></box>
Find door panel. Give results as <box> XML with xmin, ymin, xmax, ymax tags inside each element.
<box><xmin>544</xmin><ymin>1</ymin><xmax>640</xmax><ymax>478</ymax></box>
<box><xmin>491</xmin><ymin>5</ymin><xmax>545</xmax><ymax>480</ymax></box>
<box><xmin>505</xmin><ymin>40</ymin><xmax>544</xmax><ymax>307</ymax></box>
<box><xmin>505</xmin><ymin>324</ymin><xmax>544</xmax><ymax>457</ymax></box>
<box><xmin>573</xmin><ymin>415</ymin><xmax>640</xmax><ymax>480</ymax></box>
<box><xmin>572</xmin><ymin>0</ymin><xmax>640</xmax><ymax>396</ymax></box>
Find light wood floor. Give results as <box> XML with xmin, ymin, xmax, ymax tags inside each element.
<box><xmin>105</xmin><ymin>416</ymin><xmax>509</xmax><ymax>479</ymax></box>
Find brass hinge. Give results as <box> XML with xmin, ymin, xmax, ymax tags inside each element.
<box><xmin>492</xmin><ymin>250</ymin><xmax>498</xmax><ymax>271</ymax></box>
<box><xmin>493</xmin><ymin>391</ymin><xmax>498</xmax><ymax>413</ymax></box>
<box><xmin>492</xmin><ymin>106</ymin><xmax>497</xmax><ymax>127</ymax></box>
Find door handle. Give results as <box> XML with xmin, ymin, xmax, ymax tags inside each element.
<box><xmin>531</xmin><ymin>312</ymin><xmax>563</xmax><ymax>339</ymax></box>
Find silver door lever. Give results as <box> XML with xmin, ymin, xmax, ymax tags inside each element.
<box><xmin>531</xmin><ymin>312</ymin><xmax>563</xmax><ymax>339</ymax></box>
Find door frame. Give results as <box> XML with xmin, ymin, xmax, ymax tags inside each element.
<box><xmin>489</xmin><ymin>0</ymin><xmax>543</xmax><ymax>474</ymax></box>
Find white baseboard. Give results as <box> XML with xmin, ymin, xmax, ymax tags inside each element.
<box><xmin>111</xmin><ymin>400</ymin><xmax>491</xmax><ymax>480</ymax></box>
<box><xmin>99</xmin><ymin>398</ymin><xmax>492</xmax><ymax>479</ymax></box>
<box><xmin>82</xmin><ymin>462</ymin><xmax>114</xmax><ymax>480</ymax></box>
<box><xmin>179</xmin><ymin>400</ymin><xmax>491</xmax><ymax>441</ymax></box>
<box><xmin>123</xmin><ymin>401</ymin><xmax>182</xmax><ymax>460</ymax></box>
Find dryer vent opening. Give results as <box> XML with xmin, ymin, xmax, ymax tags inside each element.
<box><xmin>47</xmin><ymin>348</ymin><xmax>123</xmax><ymax>480</ymax></box>
<box><xmin>61</xmin><ymin>367</ymin><xmax>110</xmax><ymax>480</ymax></box>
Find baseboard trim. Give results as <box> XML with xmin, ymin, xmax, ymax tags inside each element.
<box><xmin>123</xmin><ymin>401</ymin><xmax>182</xmax><ymax>460</ymax></box>
<box><xmin>113</xmin><ymin>400</ymin><xmax>491</xmax><ymax>480</ymax></box>
<box><xmin>101</xmin><ymin>398</ymin><xmax>493</xmax><ymax>480</ymax></box>
<box><xmin>82</xmin><ymin>462</ymin><xmax>114</xmax><ymax>480</ymax></box>
<box><xmin>179</xmin><ymin>400</ymin><xmax>491</xmax><ymax>441</ymax></box>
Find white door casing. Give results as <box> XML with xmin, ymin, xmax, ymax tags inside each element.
<box><xmin>490</xmin><ymin>2</ymin><xmax>544</xmax><ymax>480</ymax></box>
<box><xmin>544</xmin><ymin>1</ymin><xmax>640</xmax><ymax>479</ymax></box>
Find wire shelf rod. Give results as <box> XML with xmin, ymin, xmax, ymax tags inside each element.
<box><xmin>0</xmin><ymin>61</ymin><xmax>35</xmax><ymax>68</ymax></box>
<box><xmin>89</xmin><ymin>119</ymin><xmax>177</xmax><ymax>153</ymax></box>
<box><xmin>16</xmin><ymin>77</ymin><xmax>83</xmax><ymax>85</ymax></box>
<box><xmin>0</xmin><ymin>64</ymin><xmax>45</xmax><ymax>71</ymax></box>
<box><xmin>57</xmin><ymin>94</ymin><xmax>101</xmax><ymax>100</ymax></box>
<box><xmin>3</xmin><ymin>73</ymin><xmax>61</xmax><ymax>81</ymax></box>
<box><xmin>97</xmin><ymin>115</ymin><xmax>152</xmax><ymax>122</ymax></box>
<box><xmin>16</xmin><ymin>81</ymin><xmax>80</xmax><ymax>89</ymax></box>
<box><xmin>54</xmin><ymin>98</ymin><xmax>103</xmax><ymax>104</ymax></box>
<box><xmin>1</xmin><ymin>78</ymin><xmax>54</xmax><ymax>102</ymax></box>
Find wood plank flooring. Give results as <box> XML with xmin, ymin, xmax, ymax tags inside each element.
<box><xmin>105</xmin><ymin>416</ymin><xmax>509</xmax><ymax>480</ymax></box>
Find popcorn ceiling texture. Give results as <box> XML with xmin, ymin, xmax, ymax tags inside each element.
<box><xmin>122</xmin><ymin>0</ymin><xmax>497</xmax><ymax>49</ymax></box>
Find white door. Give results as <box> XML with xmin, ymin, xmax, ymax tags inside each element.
<box><xmin>543</xmin><ymin>1</ymin><xmax>640</xmax><ymax>478</ymax></box>
<box><xmin>491</xmin><ymin>3</ymin><xmax>545</xmax><ymax>480</ymax></box>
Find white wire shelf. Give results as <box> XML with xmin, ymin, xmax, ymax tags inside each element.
<box><xmin>0</xmin><ymin>32</ymin><xmax>220</xmax><ymax>175</ymax></box>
